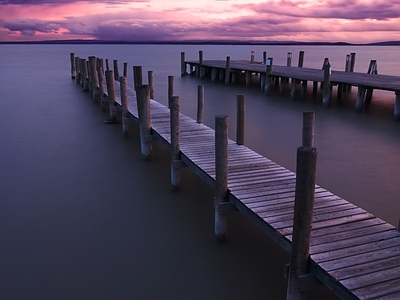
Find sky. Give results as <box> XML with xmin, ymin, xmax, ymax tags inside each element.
<box><xmin>0</xmin><ymin>0</ymin><xmax>399</xmax><ymax>43</ymax></box>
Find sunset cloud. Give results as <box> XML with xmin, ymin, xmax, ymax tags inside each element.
<box><xmin>0</xmin><ymin>0</ymin><xmax>399</xmax><ymax>43</ymax></box>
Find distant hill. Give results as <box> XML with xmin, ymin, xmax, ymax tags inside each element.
<box><xmin>1</xmin><ymin>39</ymin><xmax>399</xmax><ymax>46</ymax></box>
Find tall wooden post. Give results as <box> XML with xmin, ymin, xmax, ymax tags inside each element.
<box><xmin>298</xmin><ymin>51</ymin><xmax>305</xmax><ymax>68</ymax></box>
<box><xmin>148</xmin><ymin>71</ymin><xmax>154</xmax><ymax>99</ymax></box>
<box><xmin>136</xmin><ymin>85</ymin><xmax>153</xmax><ymax>160</ymax></box>
<box><xmin>286</xmin><ymin>113</ymin><xmax>317</xmax><ymax>299</ymax></box>
<box><xmin>300</xmin><ymin>80</ymin><xmax>308</xmax><ymax>101</ymax></box>
<box><xmin>355</xmin><ymin>86</ymin><xmax>366</xmax><ymax>112</ymax></box>
<box><xmin>197</xmin><ymin>85</ymin><xmax>205</xmax><ymax>124</ymax></box>
<box><xmin>105</xmin><ymin>70</ymin><xmax>117</xmax><ymax>121</ymax></box>
<box><xmin>113</xmin><ymin>60</ymin><xmax>119</xmax><ymax>81</ymax></box>
<box><xmin>80</xmin><ymin>58</ymin><xmax>89</xmax><ymax>92</ymax></box>
<box><xmin>225</xmin><ymin>56</ymin><xmax>231</xmax><ymax>85</ymax></box>
<box><xmin>199</xmin><ymin>50</ymin><xmax>204</xmax><ymax>78</ymax></box>
<box><xmin>170</xmin><ymin>96</ymin><xmax>181</xmax><ymax>191</ymax></box>
<box><xmin>215</xmin><ymin>115</ymin><xmax>229</xmax><ymax>242</ymax></box>
<box><xmin>322</xmin><ymin>59</ymin><xmax>331</xmax><ymax>107</ymax></box>
<box><xmin>263</xmin><ymin>51</ymin><xmax>267</xmax><ymax>64</ymax></box>
<box><xmin>246</xmin><ymin>71</ymin><xmax>251</xmax><ymax>87</ymax></box>
<box><xmin>181</xmin><ymin>52</ymin><xmax>186</xmax><ymax>76</ymax></box>
<box><xmin>89</xmin><ymin>56</ymin><xmax>99</xmax><ymax>101</ymax></box>
<box><xmin>75</xmin><ymin>56</ymin><xmax>80</xmax><ymax>84</ymax></box>
<box><xmin>70</xmin><ymin>53</ymin><xmax>76</xmax><ymax>79</ymax></box>
<box><xmin>236</xmin><ymin>95</ymin><xmax>246</xmax><ymax>145</ymax></box>
<box><xmin>133</xmin><ymin>66</ymin><xmax>143</xmax><ymax>91</ymax></box>
<box><xmin>97</xmin><ymin>58</ymin><xmax>105</xmax><ymax>109</ymax></box>
<box><xmin>123</xmin><ymin>62</ymin><xmax>128</xmax><ymax>78</ymax></box>
<box><xmin>287</xmin><ymin>52</ymin><xmax>292</xmax><ymax>67</ymax></box>
<box><xmin>264</xmin><ymin>58</ymin><xmax>273</xmax><ymax>95</ymax></box>
<box><xmin>168</xmin><ymin>75</ymin><xmax>174</xmax><ymax>108</ymax></box>
<box><xmin>105</xmin><ymin>59</ymin><xmax>110</xmax><ymax>71</ymax></box>
<box><xmin>120</xmin><ymin>76</ymin><xmax>131</xmax><ymax>136</ymax></box>
<box><xmin>302</xmin><ymin>112</ymin><xmax>315</xmax><ymax>148</ymax></box>
<box><xmin>250</xmin><ymin>51</ymin><xmax>255</xmax><ymax>63</ymax></box>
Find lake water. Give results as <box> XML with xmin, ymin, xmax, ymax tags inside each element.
<box><xmin>0</xmin><ymin>43</ymin><xmax>399</xmax><ymax>299</ymax></box>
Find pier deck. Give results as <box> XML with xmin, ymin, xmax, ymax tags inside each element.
<box><xmin>185</xmin><ymin>59</ymin><xmax>400</xmax><ymax>119</ymax></box>
<box><xmin>106</xmin><ymin>80</ymin><xmax>400</xmax><ymax>300</ymax></box>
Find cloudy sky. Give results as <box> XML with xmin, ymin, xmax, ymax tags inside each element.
<box><xmin>0</xmin><ymin>0</ymin><xmax>399</xmax><ymax>43</ymax></box>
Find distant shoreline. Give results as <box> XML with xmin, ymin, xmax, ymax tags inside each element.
<box><xmin>1</xmin><ymin>39</ymin><xmax>399</xmax><ymax>46</ymax></box>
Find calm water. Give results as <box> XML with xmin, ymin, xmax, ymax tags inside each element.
<box><xmin>1</xmin><ymin>44</ymin><xmax>399</xmax><ymax>299</ymax></box>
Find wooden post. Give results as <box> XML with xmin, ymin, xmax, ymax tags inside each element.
<box><xmin>70</xmin><ymin>53</ymin><xmax>76</xmax><ymax>79</ymax></box>
<box><xmin>105</xmin><ymin>70</ymin><xmax>117</xmax><ymax>120</ymax></box>
<box><xmin>280</xmin><ymin>77</ymin><xmax>286</xmax><ymax>96</ymax></box>
<box><xmin>298</xmin><ymin>51</ymin><xmax>304</xmax><ymax>68</ymax></box>
<box><xmin>80</xmin><ymin>58</ymin><xmax>89</xmax><ymax>92</ymax></box>
<box><xmin>236</xmin><ymin>95</ymin><xmax>246</xmax><ymax>145</ymax></box>
<box><xmin>348</xmin><ymin>53</ymin><xmax>356</xmax><ymax>92</ymax></box>
<box><xmin>250</xmin><ymin>51</ymin><xmax>255</xmax><ymax>63</ymax></box>
<box><xmin>264</xmin><ymin>58</ymin><xmax>273</xmax><ymax>95</ymax></box>
<box><xmin>120</xmin><ymin>76</ymin><xmax>130</xmax><ymax>136</ymax></box>
<box><xmin>215</xmin><ymin>115</ymin><xmax>229</xmax><ymax>242</ymax></box>
<box><xmin>197</xmin><ymin>85</ymin><xmax>204</xmax><ymax>124</ymax></box>
<box><xmin>89</xmin><ymin>56</ymin><xmax>99</xmax><ymax>101</ymax></box>
<box><xmin>136</xmin><ymin>85</ymin><xmax>153</xmax><ymax>160</ymax></box>
<box><xmin>181</xmin><ymin>52</ymin><xmax>186</xmax><ymax>76</ymax></box>
<box><xmin>75</xmin><ymin>56</ymin><xmax>80</xmax><ymax>84</ymax></box>
<box><xmin>133</xmin><ymin>66</ymin><xmax>143</xmax><ymax>91</ymax></box>
<box><xmin>123</xmin><ymin>62</ymin><xmax>128</xmax><ymax>78</ymax></box>
<box><xmin>290</xmin><ymin>79</ymin><xmax>297</xmax><ymax>100</ymax></box>
<box><xmin>170</xmin><ymin>96</ymin><xmax>181</xmax><ymax>191</ymax></box>
<box><xmin>312</xmin><ymin>81</ymin><xmax>318</xmax><ymax>99</ymax></box>
<box><xmin>286</xmin><ymin>145</ymin><xmax>317</xmax><ymax>300</ymax></box>
<box><xmin>246</xmin><ymin>71</ymin><xmax>251</xmax><ymax>87</ymax></box>
<box><xmin>168</xmin><ymin>75</ymin><xmax>174</xmax><ymax>108</ymax></box>
<box><xmin>97</xmin><ymin>58</ymin><xmax>106</xmax><ymax>109</ymax></box>
<box><xmin>302</xmin><ymin>112</ymin><xmax>315</xmax><ymax>148</ymax></box>
<box><xmin>105</xmin><ymin>59</ymin><xmax>110</xmax><ymax>71</ymax></box>
<box><xmin>199</xmin><ymin>50</ymin><xmax>204</xmax><ymax>78</ymax></box>
<box><xmin>300</xmin><ymin>80</ymin><xmax>307</xmax><ymax>101</ymax></box>
<box><xmin>113</xmin><ymin>60</ymin><xmax>119</xmax><ymax>81</ymax></box>
<box><xmin>322</xmin><ymin>59</ymin><xmax>331</xmax><ymax>107</ymax></box>
<box><xmin>397</xmin><ymin>217</ymin><xmax>400</xmax><ymax>231</ymax></box>
<box><xmin>287</xmin><ymin>52</ymin><xmax>292</xmax><ymax>67</ymax></box>
<box><xmin>148</xmin><ymin>71</ymin><xmax>154</xmax><ymax>99</ymax></box>
<box><xmin>355</xmin><ymin>86</ymin><xmax>366</xmax><ymax>112</ymax></box>
<box><xmin>394</xmin><ymin>91</ymin><xmax>400</xmax><ymax>121</ymax></box>
<box><xmin>365</xmin><ymin>60</ymin><xmax>378</xmax><ymax>105</ymax></box>
<box><xmin>225</xmin><ymin>56</ymin><xmax>231</xmax><ymax>85</ymax></box>
<box><xmin>263</xmin><ymin>51</ymin><xmax>267</xmax><ymax>64</ymax></box>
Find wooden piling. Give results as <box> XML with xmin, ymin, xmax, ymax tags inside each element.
<box><xmin>365</xmin><ymin>60</ymin><xmax>378</xmax><ymax>105</ymax></box>
<box><xmin>89</xmin><ymin>56</ymin><xmax>99</xmax><ymax>101</ymax></box>
<box><xmin>123</xmin><ymin>62</ymin><xmax>128</xmax><ymax>78</ymax></box>
<box><xmin>225</xmin><ymin>56</ymin><xmax>231</xmax><ymax>85</ymax></box>
<box><xmin>263</xmin><ymin>51</ymin><xmax>267</xmax><ymax>64</ymax></box>
<box><xmin>302</xmin><ymin>112</ymin><xmax>315</xmax><ymax>148</ymax></box>
<box><xmin>300</xmin><ymin>80</ymin><xmax>307</xmax><ymax>101</ymax></box>
<box><xmin>74</xmin><ymin>56</ymin><xmax>80</xmax><ymax>84</ymax></box>
<box><xmin>287</xmin><ymin>52</ymin><xmax>292</xmax><ymax>67</ymax></box>
<box><xmin>136</xmin><ymin>85</ymin><xmax>153</xmax><ymax>160</ymax></box>
<box><xmin>355</xmin><ymin>86</ymin><xmax>366</xmax><ymax>112</ymax></box>
<box><xmin>290</xmin><ymin>79</ymin><xmax>297</xmax><ymax>100</ymax></box>
<box><xmin>215</xmin><ymin>115</ymin><xmax>229</xmax><ymax>242</ymax></box>
<box><xmin>170</xmin><ymin>96</ymin><xmax>181</xmax><ymax>191</ymax></box>
<box><xmin>264</xmin><ymin>58</ymin><xmax>273</xmax><ymax>95</ymax></box>
<box><xmin>168</xmin><ymin>75</ymin><xmax>174</xmax><ymax>108</ymax></box>
<box><xmin>105</xmin><ymin>59</ymin><xmax>110</xmax><ymax>71</ymax></box>
<box><xmin>322</xmin><ymin>59</ymin><xmax>331</xmax><ymax>107</ymax></box>
<box><xmin>286</xmin><ymin>145</ymin><xmax>317</xmax><ymax>300</ymax></box>
<box><xmin>250</xmin><ymin>51</ymin><xmax>255</xmax><ymax>63</ymax></box>
<box><xmin>236</xmin><ymin>95</ymin><xmax>246</xmax><ymax>146</ymax></box>
<box><xmin>133</xmin><ymin>66</ymin><xmax>143</xmax><ymax>91</ymax></box>
<box><xmin>246</xmin><ymin>71</ymin><xmax>251</xmax><ymax>87</ymax></box>
<box><xmin>113</xmin><ymin>60</ymin><xmax>119</xmax><ymax>81</ymax></box>
<box><xmin>148</xmin><ymin>71</ymin><xmax>154</xmax><ymax>99</ymax></box>
<box><xmin>70</xmin><ymin>53</ymin><xmax>76</xmax><ymax>79</ymax></box>
<box><xmin>199</xmin><ymin>50</ymin><xmax>204</xmax><ymax>78</ymax></box>
<box><xmin>105</xmin><ymin>70</ymin><xmax>117</xmax><ymax>119</ymax></box>
<box><xmin>298</xmin><ymin>51</ymin><xmax>304</xmax><ymax>68</ymax></box>
<box><xmin>181</xmin><ymin>52</ymin><xmax>186</xmax><ymax>76</ymax></box>
<box><xmin>80</xmin><ymin>58</ymin><xmax>89</xmax><ymax>92</ymax></box>
<box><xmin>120</xmin><ymin>76</ymin><xmax>130</xmax><ymax>136</ymax></box>
<box><xmin>197</xmin><ymin>85</ymin><xmax>204</xmax><ymax>124</ymax></box>
<box><xmin>97</xmin><ymin>58</ymin><xmax>105</xmax><ymax>109</ymax></box>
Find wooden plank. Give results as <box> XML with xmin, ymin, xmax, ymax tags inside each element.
<box><xmin>351</xmin><ymin>277</ymin><xmax>400</xmax><ymax>299</ymax></box>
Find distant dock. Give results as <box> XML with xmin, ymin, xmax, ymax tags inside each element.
<box><xmin>70</xmin><ymin>52</ymin><xmax>400</xmax><ymax>299</ymax></box>
<box><xmin>182</xmin><ymin>51</ymin><xmax>400</xmax><ymax>120</ymax></box>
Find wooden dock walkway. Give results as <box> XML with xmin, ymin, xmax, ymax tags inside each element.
<box><xmin>71</xmin><ymin>54</ymin><xmax>400</xmax><ymax>300</ymax></box>
<box><xmin>184</xmin><ymin>54</ymin><xmax>400</xmax><ymax>120</ymax></box>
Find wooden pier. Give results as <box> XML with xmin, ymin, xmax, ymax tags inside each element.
<box><xmin>181</xmin><ymin>51</ymin><xmax>400</xmax><ymax>120</ymax></box>
<box><xmin>71</xmin><ymin>53</ymin><xmax>400</xmax><ymax>299</ymax></box>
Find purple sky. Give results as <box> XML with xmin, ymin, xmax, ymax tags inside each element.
<box><xmin>0</xmin><ymin>0</ymin><xmax>399</xmax><ymax>43</ymax></box>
